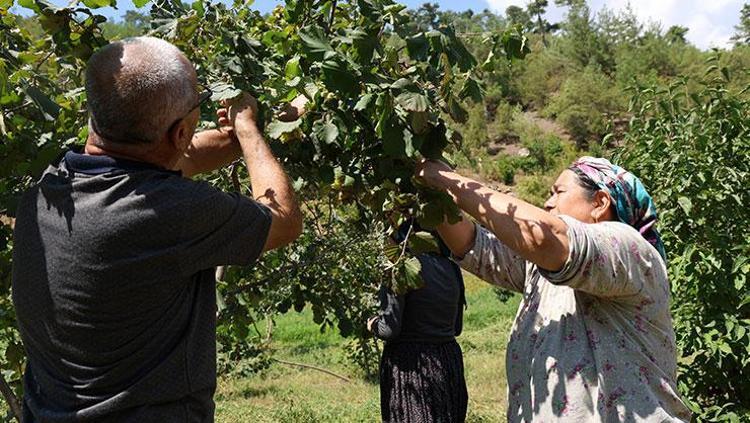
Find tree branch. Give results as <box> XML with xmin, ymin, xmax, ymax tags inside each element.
<box><xmin>0</xmin><ymin>373</ymin><xmax>21</xmax><ymax>422</ymax></box>
<box><xmin>272</xmin><ymin>358</ymin><xmax>351</xmax><ymax>383</ymax></box>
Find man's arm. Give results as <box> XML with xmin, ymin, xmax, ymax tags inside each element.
<box><xmin>175</xmin><ymin>98</ymin><xmax>308</xmax><ymax>178</ymax></box>
<box><xmin>175</xmin><ymin>128</ymin><xmax>241</xmax><ymax>178</ymax></box>
<box><xmin>417</xmin><ymin>160</ymin><xmax>569</xmax><ymax>272</ymax></box>
<box><xmin>227</xmin><ymin>94</ymin><xmax>303</xmax><ymax>252</ymax></box>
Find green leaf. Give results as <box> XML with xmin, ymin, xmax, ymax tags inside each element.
<box><xmin>377</xmin><ymin>116</ymin><xmax>406</xmax><ymax>158</ymax></box>
<box><xmin>18</xmin><ymin>0</ymin><xmax>39</xmax><ymax>12</ymax></box>
<box><xmin>133</xmin><ymin>0</ymin><xmax>149</xmax><ymax>6</ymax></box>
<box><xmin>314</xmin><ymin>119</ymin><xmax>339</xmax><ymax>145</ymax></box>
<box><xmin>410</xmin><ymin>111</ymin><xmax>429</xmax><ymax>135</ymax></box>
<box><xmin>321</xmin><ymin>58</ymin><xmax>359</xmax><ymax>97</ymax></box>
<box><xmin>409</xmin><ymin>231</ymin><xmax>440</xmax><ymax>255</ymax></box>
<box><xmin>459</xmin><ymin>77</ymin><xmax>483</xmax><ymax>103</ymax></box>
<box><xmin>285</xmin><ymin>55</ymin><xmax>301</xmax><ymax>80</ymax></box>
<box><xmin>395</xmin><ymin>92</ymin><xmax>428</xmax><ymax>112</ymax></box>
<box><xmin>447</xmin><ymin>97</ymin><xmax>468</xmax><ymax>123</ymax></box>
<box><xmin>82</xmin><ymin>0</ymin><xmax>115</xmax><ymax>8</ymax></box>
<box><xmin>209</xmin><ymin>83</ymin><xmax>242</xmax><ymax>101</ymax></box>
<box><xmin>298</xmin><ymin>25</ymin><xmax>333</xmax><ymax>61</ymax></box>
<box><xmin>383</xmin><ymin>244</ymin><xmax>400</xmax><ymax>264</ymax></box>
<box><xmin>349</xmin><ymin>28</ymin><xmax>377</xmax><ymax>65</ymax></box>
<box><xmin>501</xmin><ymin>28</ymin><xmax>530</xmax><ymax>60</ymax></box>
<box><xmin>267</xmin><ymin>119</ymin><xmax>302</xmax><ymax>139</ymax></box>
<box><xmin>677</xmin><ymin>196</ymin><xmax>692</xmax><ymax>214</ymax></box>
<box><xmin>418</xmin><ymin>122</ymin><xmax>448</xmax><ymax>159</ymax></box>
<box><xmin>354</xmin><ymin>93</ymin><xmax>374</xmax><ymax>111</ymax></box>
<box><xmin>23</xmin><ymin>85</ymin><xmax>60</xmax><ymax>121</ymax></box>
<box><xmin>405</xmin><ymin>33</ymin><xmax>429</xmax><ymax>62</ymax></box>
<box><xmin>401</xmin><ymin>257</ymin><xmax>423</xmax><ymax>290</ymax></box>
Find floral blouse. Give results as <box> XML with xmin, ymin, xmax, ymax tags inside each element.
<box><xmin>459</xmin><ymin>215</ymin><xmax>691</xmax><ymax>422</ymax></box>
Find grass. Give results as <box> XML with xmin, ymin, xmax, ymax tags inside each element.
<box><xmin>215</xmin><ymin>273</ymin><xmax>520</xmax><ymax>422</ymax></box>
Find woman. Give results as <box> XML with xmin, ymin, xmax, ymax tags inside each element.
<box><xmin>416</xmin><ymin>157</ymin><xmax>691</xmax><ymax>422</ymax></box>
<box><xmin>367</xmin><ymin>222</ymin><xmax>468</xmax><ymax>423</ymax></box>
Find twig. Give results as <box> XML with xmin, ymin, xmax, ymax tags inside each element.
<box><xmin>272</xmin><ymin>358</ymin><xmax>351</xmax><ymax>383</ymax></box>
<box><xmin>216</xmin><ymin>163</ymin><xmax>242</xmax><ymax>282</ymax></box>
<box><xmin>4</xmin><ymin>101</ymin><xmax>33</xmax><ymax>114</ymax></box>
<box><xmin>35</xmin><ymin>51</ymin><xmax>54</xmax><ymax>72</ymax></box>
<box><xmin>0</xmin><ymin>373</ymin><xmax>21</xmax><ymax>422</ymax></box>
<box><xmin>327</xmin><ymin>0</ymin><xmax>337</xmax><ymax>34</ymax></box>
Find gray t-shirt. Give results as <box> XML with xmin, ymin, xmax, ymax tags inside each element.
<box><xmin>11</xmin><ymin>150</ymin><xmax>271</xmax><ymax>422</ymax></box>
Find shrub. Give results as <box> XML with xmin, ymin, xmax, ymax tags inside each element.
<box><xmin>616</xmin><ymin>57</ymin><xmax>750</xmax><ymax>420</ymax></box>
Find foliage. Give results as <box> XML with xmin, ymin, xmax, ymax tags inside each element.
<box><xmin>544</xmin><ymin>64</ymin><xmax>626</xmax><ymax>146</ymax></box>
<box><xmin>216</xmin><ymin>201</ymin><xmax>384</xmax><ymax>378</ymax></box>
<box><xmin>616</xmin><ymin>56</ymin><xmax>750</xmax><ymax>420</ymax></box>
<box><xmin>0</xmin><ymin>0</ymin><xmax>528</xmax><ymax>404</ymax></box>
<box><xmin>732</xmin><ymin>3</ymin><xmax>750</xmax><ymax>45</ymax></box>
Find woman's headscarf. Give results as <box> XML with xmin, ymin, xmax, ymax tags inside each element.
<box><xmin>569</xmin><ymin>156</ymin><xmax>666</xmax><ymax>260</ymax></box>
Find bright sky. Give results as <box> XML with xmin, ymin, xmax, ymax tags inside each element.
<box><xmin>13</xmin><ymin>0</ymin><xmax>745</xmax><ymax>49</ymax></box>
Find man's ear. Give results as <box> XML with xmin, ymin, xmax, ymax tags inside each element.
<box><xmin>167</xmin><ymin>119</ymin><xmax>192</xmax><ymax>152</ymax></box>
<box><xmin>591</xmin><ymin>190</ymin><xmax>614</xmax><ymax>222</ymax></box>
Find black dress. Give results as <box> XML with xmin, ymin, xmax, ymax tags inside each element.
<box><xmin>369</xmin><ymin>252</ymin><xmax>468</xmax><ymax>423</ymax></box>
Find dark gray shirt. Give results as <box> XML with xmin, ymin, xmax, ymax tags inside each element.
<box><xmin>11</xmin><ymin>151</ymin><xmax>271</xmax><ymax>422</ymax></box>
<box><xmin>371</xmin><ymin>254</ymin><xmax>465</xmax><ymax>343</ymax></box>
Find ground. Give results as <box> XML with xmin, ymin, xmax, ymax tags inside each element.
<box><xmin>215</xmin><ymin>273</ymin><xmax>520</xmax><ymax>422</ymax></box>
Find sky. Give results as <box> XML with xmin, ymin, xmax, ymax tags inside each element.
<box><xmin>12</xmin><ymin>0</ymin><xmax>745</xmax><ymax>50</ymax></box>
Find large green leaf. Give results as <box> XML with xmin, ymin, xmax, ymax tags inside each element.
<box><xmin>400</xmin><ymin>257</ymin><xmax>423</xmax><ymax>292</ymax></box>
<box><xmin>298</xmin><ymin>25</ymin><xmax>333</xmax><ymax>61</ymax></box>
<box><xmin>321</xmin><ymin>58</ymin><xmax>359</xmax><ymax>97</ymax></box>
<box><xmin>459</xmin><ymin>77</ymin><xmax>483</xmax><ymax>103</ymax></box>
<box><xmin>354</xmin><ymin>93</ymin><xmax>374</xmax><ymax>111</ymax></box>
<box><xmin>418</xmin><ymin>122</ymin><xmax>448</xmax><ymax>159</ymax></box>
<box><xmin>267</xmin><ymin>119</ymin><xmax>302</xmax><ymax>139</ymax></box>
<box><xmin>405</xmin><ymin>33</ymin><xmax>429</xmax><ymax>62</ymax></box>
<box><xmin>409</xmin><ymin>231</ymin><xmax>440</xmax><ymax>255</ymax></box>
<box><xmin>209</xmin><ymin>83</ymin><xmax>241</xmax><ymax>101</ymax></box>
<box><xmin>82</xmin><ymin>0</ymin><xmax>115</xmax><ymax>8</ymax></box>
<box><xmin>285</xmin><ymin>55</ymin><xmax>301</xmax><ymax>80</ymax></box>
<box><xmin>313</xmin><ymin>119</ymin><xmax>339</xmax><ymax>145</ymax></box>
<box><xmin>395</xmin><ymin>92</ymin><xmax>428</xmax><ymax>112</ymax></box>
<box><xmin>23</xmin><ymin>85</ymin><xmax>60</xmax><ymax>121</ymax></box>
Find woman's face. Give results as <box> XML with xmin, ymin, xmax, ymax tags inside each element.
<box><xmin>544</xmin><ymin>169</ymin><xmax>600</xmax><ymax>223</ymax></box>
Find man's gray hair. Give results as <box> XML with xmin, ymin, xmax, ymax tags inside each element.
<box><xmin>85</xmin><ymin>36</ymin><xmax>196</xmax><ymax>144</ymax></box>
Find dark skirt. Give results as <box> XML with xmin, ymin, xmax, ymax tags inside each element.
<box><xmin>379</xmin><ymin>340</ymin><xmax>468</xmax><ymax>423</ymax></box>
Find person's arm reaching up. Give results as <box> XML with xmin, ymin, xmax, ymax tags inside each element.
<box><xmin>226</xmin><ymin>93</ymin><xmax>303</xmax><ymax>252</ymax></box>
<box><xmin>417</xmin><ymin>159</ymin><xmax>569</xmax><ymax>272</ymax></box>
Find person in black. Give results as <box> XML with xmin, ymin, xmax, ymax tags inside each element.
<box><xmin>367</xmin><ymin>222</ymin><xmax>468</xmax><ymax>423</ymax></box>
<box><xmin>11</xmin><ymin>37</ymin><xmax>303</xmax><ymax>422</ymax></box>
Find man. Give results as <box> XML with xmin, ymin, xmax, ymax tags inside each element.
<box><xmin>11</xmin><ymin>36</ymin><xmax>303</xmax><ymax>421</ymax></box>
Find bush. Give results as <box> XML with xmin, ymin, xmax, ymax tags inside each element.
<box><xmin>616</xmin><ymin>57</ymin><xmax>750</xmax><ymax>420</ymax></box>
<box><xmin>516</xmin><ymin>47</ymin><xmax>574</xmax><ymax>109</ymax></box>
<box><xmin>544</xmin><ymin>65</ymin><xmax>626</xmax><ymax>147</ymax></box>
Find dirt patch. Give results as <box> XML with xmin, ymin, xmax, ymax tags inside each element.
<box><xmin>521</xmin><ymin>110</ymin><xmax>572</xmax><ymax>142</ymax></box>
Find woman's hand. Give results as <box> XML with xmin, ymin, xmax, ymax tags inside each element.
<box><xmin>415</xmin><ymin>159</ymin><xmax>453</xmax><ymax>188</ymax></box>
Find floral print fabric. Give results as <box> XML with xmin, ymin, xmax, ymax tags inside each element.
<box><xmin>459</xmin><ymin>216</ymin><xmax>691</xmax><ymax>422</ymax></box>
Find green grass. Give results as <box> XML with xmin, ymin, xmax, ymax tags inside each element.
<box><xmin>215</xmin><ymin>273</ymin><xmax>520</xmax><ymax>422</ymax></box>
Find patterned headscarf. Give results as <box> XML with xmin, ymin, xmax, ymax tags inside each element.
<box><xmin>569</xmin><ymin>157</ymin><xmax>666</xmax><ymax>260</ymax></box>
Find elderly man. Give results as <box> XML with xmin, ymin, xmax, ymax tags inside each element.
<box><xmin>11</xmin><ymin>36</ymin><xmax>302</xmax><ymax>421</ymax></box>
